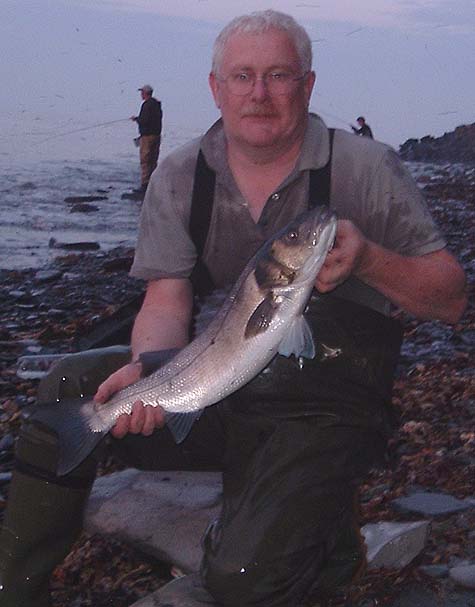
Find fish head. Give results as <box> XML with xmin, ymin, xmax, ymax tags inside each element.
<box><xmin>256</xmin><ymin>206</ymin><xmax>337</xmax><ymax>289</ymax></box>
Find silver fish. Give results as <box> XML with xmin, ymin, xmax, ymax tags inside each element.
<box><xmin>34</xmin><ymin>206</ymin><xmax>337</xmax><ymax>475</ymax></box>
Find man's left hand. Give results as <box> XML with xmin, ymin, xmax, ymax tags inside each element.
<box><xmin>315</xmin><ymin>220</ymin><xmax>368</xmax><ymax>292</ymax></box>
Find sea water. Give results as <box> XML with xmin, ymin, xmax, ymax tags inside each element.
<box><xmin>0</xmin><ymin>118</ymin><xmax>199</xmax><ymax>271</ymax></box>
<box><xmin>1</xmin><ymin>114</ymin><xmax>465</xmax><ymax>272</ymax></box>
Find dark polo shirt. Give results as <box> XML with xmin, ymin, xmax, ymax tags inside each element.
<box><xmin>130</xmin><ymin>114</ymin><xmax>445</xmax><ymax>315</ymax></box>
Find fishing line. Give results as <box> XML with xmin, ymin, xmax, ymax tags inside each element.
<box><xmin>34</xmin><ymin>118</ymin><xmax>131</xmax><ymax>145</ymax></box>
<box><xmin>317</xmin><ymin>108</ymin><xmax>352</xmax><ymax>126</ymax></box>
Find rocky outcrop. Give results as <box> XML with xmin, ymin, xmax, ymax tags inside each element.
<box><xmin>399</xmin><ymin>123</ymin><xmax>475</xmax><ymax>163</ymax></box>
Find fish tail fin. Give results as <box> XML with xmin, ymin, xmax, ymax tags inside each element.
<box><xmin>30</xmin><ymin>398</ymin><xmax>107</xmax><ymax>476</ymax></box>
<box><xmin>166</xmin><ymin>411</ymin><xmax>202</xmax><ymax>444</ymax></box>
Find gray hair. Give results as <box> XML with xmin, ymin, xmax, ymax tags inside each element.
<box><xmin>212</xmin><ymin>10</ymin><xmax>313</xmax><ymax>75</ymax></box>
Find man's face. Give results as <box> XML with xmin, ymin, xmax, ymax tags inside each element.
<box><xmin>209</xmin><ymin>28</ymin><xmax>315</xmax><ymax>152</ymax></box>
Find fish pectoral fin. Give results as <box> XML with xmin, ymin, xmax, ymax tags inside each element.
<box><xmin>166</xmin><ymin>411</ymin><xmax>202</xmax><ymax>444</ymax></box>
<box><xmin>245</xmin><ymin>295</ymin><xmax>278</xmax><ymax>338</ymax></box>
<box><xmin>278</xmin><ymin>316</ymin><xmax>316</xmax><ymax>359</ymax></box>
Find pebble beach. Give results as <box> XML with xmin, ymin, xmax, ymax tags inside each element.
<box><xmin>0</xmin><ymin>151</ymin><xmax>474</xmax><ymax>604</ymax></box>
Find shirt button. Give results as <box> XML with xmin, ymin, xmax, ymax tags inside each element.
<box><xmin>271</xmin><ymin>193</ymin><xmax>280</xmax><ymax>201</ymax></box>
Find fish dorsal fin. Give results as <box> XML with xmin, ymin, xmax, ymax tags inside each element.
<box><xmin>245</xmin><ymin>295</ymin><xmax>278</xmax><ymax>339</ymax></box>
<box><xmin>278</xmin><ymin>316</ymin><xmax>316</xmax><ymax>359</ymax></box>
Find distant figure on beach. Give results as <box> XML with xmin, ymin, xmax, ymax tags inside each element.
<box><xmin>131</xmin><ymin>84</ymin><xmax>163</xmax><ymax>195</ymax></box>
<box><xmin>351</xmin><ymin>116</ymin><xmax>373</xmax><ymax>138</ymax></box>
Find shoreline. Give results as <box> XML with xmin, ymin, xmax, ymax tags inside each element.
<box><xmin>0</xmin><ymin>168</ymin><xmax>474</xmax><ymax>605</ymax></box>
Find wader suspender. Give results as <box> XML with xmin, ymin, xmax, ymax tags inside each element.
<box><xmin>189</xmin><ymin>129</ymin><xmax>336</xmax><ymax>295</ymax></box>
<box><xmin>189</xmin><ymin>150</ymin><xmax>217</xmax><ymax>295</ymax></box>
<box><xmin>309</xmin><ymin>128</ymin><xmax>335</xmax><ymax>209</ymax></box>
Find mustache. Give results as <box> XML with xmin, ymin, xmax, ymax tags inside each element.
<box><xmin>241</xmin><ymin>106</ymin><xmax>276</xmax><ymax>117</ymax></box>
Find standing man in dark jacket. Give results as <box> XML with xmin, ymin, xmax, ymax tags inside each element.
<box><xmin>131</xmin><ymin>84</ymin><xmax>163</xmax><ymax>194</ymax></box>
<box><xmin>351</xmin><ymin>116</ymin><xmax>373</xmax><ymax>138</ymax></box>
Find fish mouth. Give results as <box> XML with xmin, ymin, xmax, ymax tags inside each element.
<box><xmin>310</xmin><ymin>208</ymin><xmax>337</xmax><ymax>248</ymax></box>
<box><xmin>297</xmin><ymin>208</ymin><xmax>337</xmax><ymax>280</ymax></box>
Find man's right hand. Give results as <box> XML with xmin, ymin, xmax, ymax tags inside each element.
<box><xmin>94</xmin><ymin>362</ymin><xmax>166</xmax><ymax>439</ymax></box>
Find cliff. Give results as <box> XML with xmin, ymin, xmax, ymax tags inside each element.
<box><xmin>399</xmin><ymin>122</ymin><xmax>475</xmax><ymax>163</ymax></box>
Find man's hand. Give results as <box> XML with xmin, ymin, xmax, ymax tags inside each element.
<box><xmin>315</xmin><ymin>219</ymin><xmax>368</xmax><ymax>292</ymax></box>
<box><xmin>94</xmin><ymin>362</ymin><xmax>166</xmax><ymax>439</ymax></box>
<box><xmin>315</xmin><ymin>220</ymin><xmax>467</xmax><ymax>323</ymax></box>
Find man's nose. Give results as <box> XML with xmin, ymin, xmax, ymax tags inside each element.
<box><xmin>250</xmin><ymin>77</ymin><xmax>270</xmax><ymax>100</ymax></box>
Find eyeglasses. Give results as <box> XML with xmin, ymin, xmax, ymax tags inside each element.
<box><xmin>219</xmin><ymin>70</ymin><xmax>309</xmax><ymax>96</ymax></box>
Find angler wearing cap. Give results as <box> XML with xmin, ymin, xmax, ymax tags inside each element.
<box><xmin>131</xmin><ymin>84</ymin><xmax>163</xmax><ymax>194</ymax></box>
<box><xmin>351</xmin><ymin>116</ymin><xmax>373</xmax><ymax>138</ymax></box>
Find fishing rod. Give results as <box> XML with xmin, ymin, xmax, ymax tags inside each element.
<box><xmin>34</xmin><ymin>118</ymin><xmax>131</xmax><ymax>145</ymax></box>
<box><xmin>317</xmin><ymin>108</ymin><xmax>352</xmax><ymax>127</ymax></box>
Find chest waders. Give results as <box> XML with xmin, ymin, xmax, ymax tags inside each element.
<box><xmin>187</xmin><ymin>129</ymin><xmax>404</xmax><ymax>606</ymax></box>
<box><xmin>0</xmin><ymin>130</ymin><xmax>404</xmax><ymax>607</ymax></box>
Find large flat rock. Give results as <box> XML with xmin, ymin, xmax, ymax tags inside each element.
<box><xmin>362</xmin><ymin>520</ymin><xmax>430</xmax><ymax>570</ymax></box>
<box><xmin>85</xmin><ymin>470</ymin><xmax>430</xmax><ymax>575</ymax></box>
<box><xmin>391</xmin><ymin>491</ymin><xmax>473</xmax><ymax>517</ymax></box>
<box><xmin>85</xmin><ymin>469</ymin><xmax>222</xmax><ymax>573</ymax></box>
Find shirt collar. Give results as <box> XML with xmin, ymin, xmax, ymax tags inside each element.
<box><xmin>297</xmin><ymin>113</ymin><xmax>330</xmax><ymax>171</ymax></box>
<box><xmin>200</xmin><ymin>119</ymin><xmax>228</xmax><ymax>174</ymax></box>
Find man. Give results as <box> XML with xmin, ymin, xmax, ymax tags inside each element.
<box><xmin>0</xmin><ymin>10</ymin><xmax>467</xmax><ymax>607</ymax></box>
<box><xmin>131</xmin><ymin>84</ymin><xmax>163</xmax><ymax>194</ymax></box>
<box><xmin>351</xmin><ymin>115</ymin><xmax>373</xmax><ymax>138</ymax></box>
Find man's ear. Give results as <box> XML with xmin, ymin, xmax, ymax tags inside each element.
<box><xmin>209</xmin><ymin>72</ymin><xmax>221</xmax><ymax>109</ymax></box>
<box><xmin>305</xmin><ymin>70</ymin><xmax>316</xmax><ymax>106</ymax></box>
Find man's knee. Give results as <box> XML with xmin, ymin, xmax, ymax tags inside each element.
<box><xmin>201</xmin><ymin>528</ymin><xmax>313</xmax><ymax>607</ymax></box>
<box><xmin>200</xmin><ymin>510</ymin><xmax>364</xmax><ymax>607</ymax></box>
<box><xmin>203</xmin><ymin>559</ymin><xmax>268</xmax><ymax>607</ymax></box>
<box><xmin>37</xmin><ymin>345</ymin><xmax>131</xmax><ymax>404</ymax></box>
<box><xmin>202</xmin><ymin>552</ymin><xmax>316</xmax><ymax>607</ymax></box>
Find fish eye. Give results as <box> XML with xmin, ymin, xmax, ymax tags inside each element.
<box><xmin>286</xmin><ymin>230</ymin><xmax>298</xmax><ymax>241</ymax></box>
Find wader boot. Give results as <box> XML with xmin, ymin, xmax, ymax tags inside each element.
<box><xmin>0</xmin><ymin>424</ymin><xmax>95</xmax><ymax>607</ymax></box>
<box><xmin>0</xmin><ymin>346</ymin><xmax>131</xmax><ymax>607</ymax></box>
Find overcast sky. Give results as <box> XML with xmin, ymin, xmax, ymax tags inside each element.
<box><xmin>2</xmin><ymin>0</ymin><xmax>475</xmax><ymax>160</ymax></box>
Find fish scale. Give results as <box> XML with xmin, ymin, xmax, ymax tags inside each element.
<box><xmin>33</xmin><ymin>206</ymin><xmax>337</xmax><ymax>475</ymax></box>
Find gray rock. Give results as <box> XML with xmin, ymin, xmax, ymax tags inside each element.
<box><xmin>130</xmin><ymin>573</ymin><xmax>216</xmax><ymax>607</ymax></box>
<box><xmin>382</xmin><ymin>584</ymin><xmax>475</xmax><ymax>607</ymax></box>
<box><xmin>450</xmin><ymin>564</ymin><xmax>475</xmax><ymax>589</ymax></box>
<box><xmin>391</xmin><ymin>491</ymin><xmax>472</xmax><ymax>516</ymax></box>
<box><xmin>0</xmin><ymin>472</ymin><xmax>12</xmax><ymax>486</ymax></box>
<box><xmin>419</xmin><ymin>564</ymin><xmax>450</xmax><ymax>578</ymax></box>
<box><xmin>85</xmin><ymin>470</ymin><xmax>222</xmax><ymax>573</ymax></box>
<box><xmin>34</xmin><ymin>270</ymin><xmax>62</xmax><ymax>283</ymax></box>
<box><xmin>0</xmin><ymin>434</ymin><xmax>15</xmax><ymax>451</ymax></box>
<box><xmin>8</xmin><ymin>290</ymin><xmax>28</xmax><ymax>299</ymax></box>
<box><xmin>62</xmin><ymin>272</ymin><xmax>82</xmax><ymax>281</ymax></box>
<box><xmin>48</xmin><ymin>237</ymin><xmax>100</xmax><ymax>251</ymax></box>
<box><xmin>86</xmin><ymin>471</ymin><xmax>432</xmax><ymax>577</ymax></box>
<box><xmin>64</xmin><ymin>195</ymin><xmax>107</xmax><ymax>203</ymax></box>
<box><xmin>69</xmin><ymin>203</ymin><xmax>99</xmax><ymax>213</ymax></box>
<box><xmin>362</xmin><ymin>520</ymin><xmax>430</xmax><ymax>570</ymax></box>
